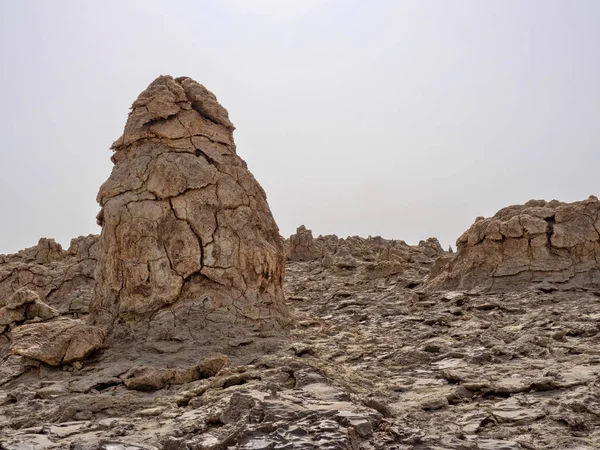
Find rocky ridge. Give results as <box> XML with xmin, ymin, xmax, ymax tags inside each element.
<box><xmin>427</xmin><ymin>196</ymin><xmax>600</xmax><ymax>292</ymax></box>
<box><xmin>0</xmin><ymin>236</ymin><xmax>99</xmax><ymax>318</ymax></box>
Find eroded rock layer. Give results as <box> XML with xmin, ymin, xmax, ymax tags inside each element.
<box><xmin>0</xmin><ymin>236</ymin><xmax>99</xmax><ymax>317</ymax></box>
<box><xmin>90</xmin><ymin>76</ymin><xmax>290</xmax><ymax>338</ymax></box>
<box><xmin>286</xmin><ymin>227</ymin><xmax>445</xmax><ymax>273</ymax></box>
<box><xmin>427</xmin><ymin>196</ymin><xmax>600</xmax><ymax>292</ymax></box>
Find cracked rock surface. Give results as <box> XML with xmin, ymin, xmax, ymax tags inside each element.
<box><xmin>427</xmin><ymin>196</ymin><xmax>600</xmax><ymax>292</ymax></box>
<box><xmin>90</xmin><ymin>75</ymin><xmax>290</xmax><ymax>339</ymax></box>
<box><xmin>1</xmin><ymin>237</ymin><xmax>598</xmax><ymax>449</ymax></box>
<box><xmin>287</xmin><ymin>225</ymin><xmax>320</xmax><ymax>262</ymax></box>
<box><xmin>0</xmin><ymin>71</ymin><xmax>599</xmax><ymax>448</ymax></box>
<box><xmin>0</xmin><ymin>236</ymin><xmax>99</xmax><ymax>318</ymax></box>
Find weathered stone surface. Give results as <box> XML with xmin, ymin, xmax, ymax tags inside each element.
<box><xmin>0</xmin><ymin>236</ymin><xmax>99</xmax><ymax>316</ymax></box>
<box><xmin>427</xmin><ymin>197</ymin><xmax>600</xmax><ymax>292</ymax></box>
<box><xmin>89</xmin><ymin>76</ymin><xmax>290</xmax><ymax>338</ymax></box>
<box><xmin>2</xmin><ymin>237</ymin><xmax>600</xmax><ymax>448</ymax></box>
<box><xmin>9</xmin><ymin>318</ymin><xmax>105</xmax><ymax>366</ymax></box>
<box><xmin>418</xmin><ymin>237</ymin><xmax>445</xmax><ymax>257</ymax></box>
<box><xmin>285</xmin><ymin>230</ymin><xmax>446</xmax><ymax>274</ymax></box>
<box><xmin>0</xmin><ymin>288</ymin><xmax>58</xmax><ymax>331</ymax></box>
<box><xmin>123</xmin><ymin>355</ymin><xmax>229</xmax><ymax>391</ymax></box>
<box><xmin>287</xmin><ymin>225</ymin><xmax>320</xmax><ymax>261</ymax></box>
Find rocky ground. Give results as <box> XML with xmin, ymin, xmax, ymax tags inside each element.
<box><xmin>1</xmin><ymin>77</ymin><xmax>599</xmax><ymax>449</ymax></box>
<box><xmin>1</xmin><ymin>248</ymin><xmax>599</xmax><ymax>449</ymax></box>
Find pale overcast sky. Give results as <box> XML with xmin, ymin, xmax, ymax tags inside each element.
<box><xmin>1</xmin><ymin>0</ymin><xmax>599</xmax><ymax>254</ymax></box>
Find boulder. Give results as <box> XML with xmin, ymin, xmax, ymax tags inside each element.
<box><xmin>0</xmin><ymin>288</ymin><xmax>58</xmax><ymax>331</ymax></box>
<box><xmin>10</xmin><ymin>318</ymin><xmax>105</xmax><ymax>366</ymax></box>
<box><xmin>123</xmin><ymin>355</ymin><xmax>229</xmax><ymax>391</ymax></box>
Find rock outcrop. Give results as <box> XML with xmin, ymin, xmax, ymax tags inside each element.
<box><xmin>418</xmin><ymin>237</ymin><xmax>445</xmax><ymax>257</ymax></box>
<box><xmin>90</xmin><ymin>75</ymin><xmax>290</xmax><ymax>339</ymax></box>
<box><xmin>287</xmin><ymin>225</ymin><xmax>320</xmax><ymax>261</ymax></box>
<box><xmin>285</xmin><ymin>230</ymin><xmax>447</xmax><ymax>276</ymax></box>
<box><xmin>0</xmin><ymin>236</ymin><xmax>99</xmax><ymax>317</ymax></box>
<box><xmin>9</xmin><ymin>318</ymin><xmax>105</xmax><ymax>366</ymax></box>
<box><xmin>427</xmin><ymin>196</ymin><xmax>600</xmax><ymax>292</ymax></box>
<box><xmin>0</xmin><ymin>288</ymin><xmax>58</xmax><ymax>333</ymax></box>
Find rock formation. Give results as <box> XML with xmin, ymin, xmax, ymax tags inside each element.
<box><xmin>0</xmin><ymin>238</ymin><xmax>103</xmax><ymax>368</ymax></box>
<box><xmin>9</xmin><ymin>318</ymin><xmax>105</xmax><ymax>366</ymax></box>
<box><xmin>0</xmin><ymin>288</ymin><xmax>58</xmax><ymax>333</ymax></box>
<box><xmin>418</xmin><ymin>237</ymin><xmax>445</xmax><ymax>257</ymax></box>
<box><xmin>0</xmin><ymin>236</ymin><xmax>98</xmax><ymax>317</ymax></box>
<box><xmin>287</xmin><ymin>225</ymin><xmax>320</xmax><ymax>261</ymax></box>
<box><xmin>6</xmin><ymin>74</ymin><xmax>600</xmax><ymax>449</ymax></box>
<box><xmin>285</xmin><ymin>230</ymin><xmax>447</xmax><ymax>276</ymax></box>
<box><xmin>90</xmin><ymin>75</ymin><xmax>290</xmax><ymax>340</ymax></box>
<box><xmin>427</xmin><ymin>196</ymin><xmax>600</xmax><ymax>292</ymax></box>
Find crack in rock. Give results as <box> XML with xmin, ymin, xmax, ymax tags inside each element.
<box><xmin>89</xmin><ymin>75</ymin><xmax>291</xmax><ymax>340</ymax></box>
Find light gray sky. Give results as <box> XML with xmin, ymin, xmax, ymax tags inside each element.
<box><xmin>1</xmin><ymin>0</ymin><xmax>599</xmax><ymax>254</ymax></box>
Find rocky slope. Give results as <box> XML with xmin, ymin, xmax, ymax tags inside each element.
<box><xmin>0</xmin><ymin>75</ymin><xmax>598</xmax><ymax>449</ymax></box>
<box><xmin>0</xmin><ymin>237</ymin><xmax>599</xmax><ymax>449</ymax></box>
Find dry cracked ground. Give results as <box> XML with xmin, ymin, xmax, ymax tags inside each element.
<box><xmin>0</xmin><ymin>235</ymin><xmax>599</xmax><ymax>450</ymax></box>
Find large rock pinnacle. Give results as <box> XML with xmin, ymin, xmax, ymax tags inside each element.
<box><xmin>90</xmin><ymin>75</ymin><xmax>290</xmax><ymax>340</ymax></box>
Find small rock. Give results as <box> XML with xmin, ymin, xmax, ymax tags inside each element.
<box><xmin>420</xmin><ymin>395</ymin><xmax>449</xmax><ymax>411</ymax></box>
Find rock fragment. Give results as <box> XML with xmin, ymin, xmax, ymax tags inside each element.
<box><xmin>9</xmin><ymin>318</ymin><xmax>105</xmax><ymax>366</ymax></box>
<box><xmin>123</xmin><ymin>355</ymin><xmax>229</xmax><ymax>391</ymax></box>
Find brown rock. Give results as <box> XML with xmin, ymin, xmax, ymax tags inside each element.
<box><xmin>123</xmin><ymin>355</ymin><xmax>229</xmax><ymax>391</ymax></box>
<box><xmin>89</xmin><ymin>75</ymin><xmax>290</xmax><ymax>339</ymax></box>
<box><xmin>334</xmin><ymin>246</ymin><xmax>361</xmax><ymax>269</ymax></box>
<box><xmin>321</xmin><ymin>251</ymin><xmax>334</xmax><ymax>268</ymax></box>
<box><xmin>0</xmin><ymin>236</ymin><xmax>99</xmax><ymax>316</ymax></box>
<box><xmin>418</xmin><ymin>237</ymin><xmax>445</xmax><ymax>257</ymax></box>
<box><xmin>0</xmin><ymin>288</ymin><xmax>59</xmax><ymax>330</ymax></box>
<box><xmin>10</xmin><ymin>318</ymin><xmax>105</xmax><ymax>366</ymax></box>
<box><xmin>427</xmin><ymin>196</ymin><xmax>600</xmax><ymax>292</ymax></box>
<box><xmin>287</xmin><ymin>225</ymin><xmax>320</xmax><ymax>261</ymax></box>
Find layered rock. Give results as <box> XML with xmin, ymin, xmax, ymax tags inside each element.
<box><xmin>287</xmin><ymin>225</ymin><xmax>320</xmax><ymax>261</ymax></box>
<box><xmin>427</xmin><ymin>196</ymin><xmax>600</xmax><ymax>292</ymax></box>
<box><xmin>90</xmin><ymin>75</ymin><xmax>290</xmax><ymax>340</ymax></box>
<box><xmin>0</xmin><ymin>236</ymin><xmax>99</xmax><ymax>317</ymax></box>
<box><xmin>0</xmin><ymin>288</ymin><xmax>58</xmax><ymax>333</ymax></box>
<box><xmin>285</xmin><ymin>229</ymin><xmax>446</xmax><ymax>272</ymax></box>
<box><xmin>9</xmin><ymin>318</ymin><xmax>105</xmax><ymax>366</ymax></box>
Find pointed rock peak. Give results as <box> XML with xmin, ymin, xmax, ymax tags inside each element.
<box><xmin>113</xmin><ymin>75</ymin><xmax>234</xmax><ymax>149</ymax></box>
<box><xmin>92</xmin><ymin>75</ymin><xmax>290</xmax><ymax>338</ymax></box>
